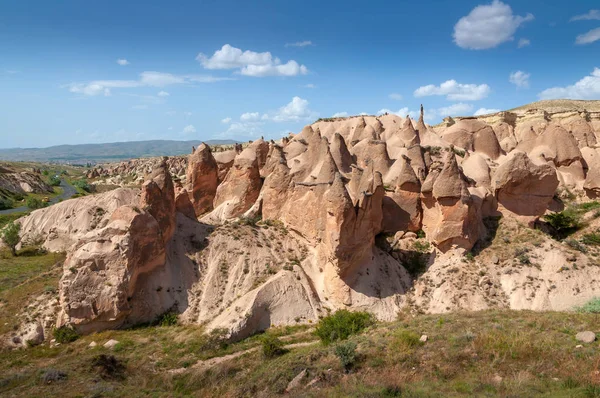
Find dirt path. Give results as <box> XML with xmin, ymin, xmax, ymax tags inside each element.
<box><xmin>168</xmin><ymin>339</ymin><xmax>319</xmax><ymax>375</ymax></box>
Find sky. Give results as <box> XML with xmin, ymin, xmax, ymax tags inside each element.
<box><xmin>0</xmin><ymin>0</ymin><xmax>599</xmax><ymax>149</ymax></box>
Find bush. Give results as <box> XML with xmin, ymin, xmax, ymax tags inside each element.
<box><xmin>403</xmin><ymin>252</ymin><xmax>428</xmax><ymax>277</ymax></box>
<box><xmin>200</xmin><ymin>328</ymin><xmax>229</xmax><ymax>351</ymax></box>
<box><xmin>52</xmin><ymin>326</ymin><xmax>79</xmax><ymax>344</ymax></box>
<box><xmin>157</xmin><ymin>311</ymin><xmax>178</xmax><ymax>326</ymax></box>
<box><xmin>334</xmin><ymin>341</ymin><xmax>357</xmax><ymax>371</ymax></box>
<box><xmin>544</xmin><ymin>211</ymin><xmax>581</xmax><ymax>238</ymax></box>
<box><xmin>315</xmin><ymin>310</ymin><xmax>375</xmax><ymax>345</ymax></box>
<box><xmin>0</xmin><ymin>197</ymin><xmax>13</xmax><ymax>210</ymax></box>
<box><xmin>391</xmin><ymin>330</ymin><xmax>423</xmax><ymax>350</ymax></box>
<box><xmin>48</xmin><ymin>175</ymin><xmax>61</xmax><ymax>187</ymax></box>
<box><xmin>72</xmin><ymin>179</ymin><xmax>91</xmax><ymax>193</ymax></box>
<box><xmin>39</xmin><ymin>369</ymin><xmax>67</xmax><ymax>384</ymax></box>
<box><xmin>26</xmin><ymin>197</ymin><xmax>44</xmax><ymax>210</ymax></box>
<box><xmin>261</xmin><ymin>334</ymin><xmax>286</xmax><ymax>358</ymax></box>
<box><xmin>1</xmin><ymin>221</ymin><xmax>20</xmax><ymax>256</ymax></box>
<box><xmin>577</xmin><ymin>298</ymin><xmax>600</xmax><ymax>314</ymax></box>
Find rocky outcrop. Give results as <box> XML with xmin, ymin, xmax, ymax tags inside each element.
<box><xmin>186</xmin><ymin>144</ymin><xmax>218</xmax><ymax>217</ymax></box>
<box><xmin>0</xmin><ymin>165</ymin><xmax>53</xmax><ymax>195</ymax></box>
<box><xmin>492</xmin><ymin>152</ymin><xmax>559</xmax><ymax>219</ymax></box>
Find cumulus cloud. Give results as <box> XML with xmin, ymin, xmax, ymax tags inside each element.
<box><xmin>518</xmin><ymin>38</ymin><xmax>531</xmax><ymax>48</ymax></box>
<box><xmin>453</xmin><ymin>0</ymin><xmax>534</xmax><ymax>50</ymax></box>
<box><xmin>240</xmin><ymin>112</ymin><xmax>261</xmax><ymax>122</ymax></box>
<box><xmin>509</xmin><ymin>71</ymin><xmax>530</xmax><ymax>88</ymax></box>
<box><xmin>285</xmin><ymin>40</ymin><xmax>313</xmax><ymax>47</ymax></box>
<box><xmin>181</xmin><ymin>125</ymin><xmax>196</xmax><ymax>134</ymax></box>
<box><xmin>414</xmin><ymin>79</ymin><xmax>490</xmax><ymax>101</ymax></box>
<box><xmin>196</xmin><ymin>44</ymin><xmax>308</xmax><ymax>77</ymax></box>
<box><xmin>437</xmin><ymin>103</ymin><xmax>474</xmax><ymax>117</ymax></box>
<box><xmin>576</xmin><ymin>28</ymin><xmax>600</xmax><ymax>45</ymax></box>
<box><xmin>332</xmin><ymin>112</ymin><xmax>349</xmax><ymax>117</ymax></box>
<box><xmin>474</xmin><ymin>107</ymin><xmax>501</xmax><ymax>116</ymax></box>
<box><xmin>157</xmin><ymin>91</ymin><xmax>170</xmax><ymax>97</ymax></box>
<box><xmin>117</xmin><ymin>59</ymin><xmax>130</xmax><ymax>66</ymax></box>
<box><xmin>221</xmin><ymin>122</ymin><xmax>264</xmax><ymax>139</ymax></box>
<box><xmin>67</xmin><ymin>72</ymin><xmax>232</xmax><ymax>96</ymax></box>
<box><xmin>270</xmin><ymin>96</ymin><xmax>317</xmax><ymax>122</ymax></box>
<box><xmin>539</xmin><ymin>67</ymin><xmax>600</xmax><ymax>100</ymax></box>
<box><xmin>221</xmin><ymin>117</ymin><xmax>232</xmax><ymax>124</ymax></box>
<box><xmin>377</xmin><ymin>107</ymin><xmax>412</xmax><ymax>117</ymax></box>
<box><xmin>388</xmin><ymin>93</ymin><xmax>403</xmax><ymax>100</ymax></box>
<box><xmin>570</xmin><ymin>10</ymin><xmax>600</xmax><ymax>21</ymax></box>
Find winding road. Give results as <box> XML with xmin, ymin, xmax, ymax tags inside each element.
<box><xmin>0</xmin><ymin>179</ymin><xmax>77</xmax><ymax>215</ymax></box>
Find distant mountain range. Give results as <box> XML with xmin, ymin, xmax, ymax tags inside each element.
<box><xmin>0</xmin><ymin>139</ymin><xmax>239</xmax><ymax>164</ymax></box>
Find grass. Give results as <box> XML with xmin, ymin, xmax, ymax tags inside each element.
<box><xmin>0</xmin><ymin>212</ymin><xmax>29</xmax><ymax>230</ymax></box>
<box><xmin>0</xmin><ymin>310</ymin><xmax>599</xmax><ymax>397</ymax></box>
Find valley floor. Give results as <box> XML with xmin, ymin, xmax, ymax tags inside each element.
<box><xmin>1</xmin><ymin>307</ymin><xmax>599</xmax><ymax>397</ymax></box>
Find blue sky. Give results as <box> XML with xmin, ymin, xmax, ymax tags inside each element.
<box><xmin>1</xmin><ymin>0</ymin><xmax>599</xmax><ymax>148</ymax></box>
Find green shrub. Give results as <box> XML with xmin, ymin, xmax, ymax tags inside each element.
<box><xmin>53</xmin><ymin>326</ymin><xmax>79</xmax><ymax>344</ymax></box>
<box><xmin>157</xmin><ymin>311</ymin><xmax>178</xmax><ymax>326</ymax></box>
<box><xmin>544</xmin><ymin>211</ymin><xmax>581</xmax><ymax>238</ymax></box>
<box><xmin>200</xmin><ymin>328</ymin><xmax>229</xmax><ymax>351</ymax></box>
<box><xmin>261</xmin><ymin>334</ymin><xmax>286</xmax><ymax>358</ymax></box>
<box><xmin>48</xmin><ymin>175</ymin><xmax>61</xmax><ymax>186</ymax></box>
<box><xmin>0</xmin><ymin>197</ymin><xmax>13</xmax><ymax>210</ymax></box>
<box><xmin>577</xmin><ymin>298</ymin><xmax>600</xmax><ymax>314</ymax></box>
<box><xmin>334</xmin><ymin>340</ymin><xmax>357</xmax><ymax>371</ymax></box>
<box><xmin>391</xmin><ymin>330</ymin><xmax>423</xmax><ymax>350</ymax></box>
<box><xmin>72</xmin><ymin>179</ymin><xmax>91</xmax><ymax>193</ymax></box>
<box><xmin>26</xmin><ymin>197</ymin><xmax>44</xmax><ymax>210</ymax></box>
<box><xmin>1</xmin><ymin>221</ymin><xmax>20</xmax><ymax>256</ymax></box>
<box><xmin>315</xmin><ymin>310</ymin><xmax>375</xmax><ymax>345</ymax></box>
<box><xmin>403</xmin><ymin>252</ymin><xmax>428</xmax><ymax>277</ymax></box>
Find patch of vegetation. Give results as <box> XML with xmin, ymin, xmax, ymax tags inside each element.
<box><xmin>261</xmin><ymin>335</ymin><xmax>287</xmax><ymax>358</ymax></box>
<box><xmin>157</xmin><ymin>311</ymin><xmax>179</xmax><ymax>327</ymax></box>
<box><xmin>39</xmin><ymin>369</ymin><xmax>67</xmax><ymax>384</ymax></box>
<box><xmin>47</xmin><ymin>175</ymin><xmax>61</xmax><ymax>187</ymax></box>
<box><xmin>1</xmin><ymin>221</ymin><xmax>20</xmax><ymax>256</ymax></box>
<box><xmin>416</xmin><ymin>229</ymin><xmax>426</xmax><ymax>239</ymax></box>
<box><xmin>52</xmin><ymin>326</ymin><xmax>79</xmax><ymax>344</ymax></box>
<box><xmin>391</xmin><ymin>329</ymin><xmax>423</xmax><ymax>350</ymax></box>
<box><xmin>334</xmin><ymin>340</ymin><xmax>357</xmax><ymax>371</ymax></box>
<box><xmin>565</xmin><ymin>238</ymin><xmax>587</xmax><ymax>253</ymax></box>
<box><xmin>90</xmin><ymin>354</ymin><xmax>126</xmax><ymax>380</ymax></box>
<box><xmin>72</xmin><ymin>179</ymin><xmax>91</xmax><ymax>193</ymax></box>
<box><xmin>403</xmin><ymin>251</ymin><xmax>428</xmax><ymax>277</ymax></box>
<box><xmin>582</xmin><ymin>232</ymin><xmax>600</xmax><ymax>246</ymax></box>
<box><xmin>0</xmin><ymin>197</ymin><xmax>14</xmax><ymax>210</ymax></box>
<box><xmin>315</xmin><ymin>310</ymin><xmax>375</xmax><ymax>345</ymax></box>
<box><xmin>576</xmin><ymin>298</ymin><xmax>600</xmax><ymax>314</ymax></box>
<box><xmin>237</xmin><ymin>215</ymin><xmax>261</xmax><ymax>227</ymax></box>
<box><xmin>26</xmin><ymin>197</ymin><xmax>45</xmax><ymax>210</ymax></box>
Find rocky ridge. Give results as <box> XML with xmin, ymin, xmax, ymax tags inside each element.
<box><xmin>6</xmin><ymin>100</ymin><xmax>600</xmax><ymax>346</ymax></box>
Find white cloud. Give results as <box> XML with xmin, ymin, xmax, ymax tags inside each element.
<box><xmin>285</xmin><ymin>41</ymin><xmax>313</xmax><ymax>47</ymax></box>
<box><xmin>389</xmin><ymin>93</ymin><xmax>403</xmax><ymax>100</ymax></box>
<box><xmin>303</xmin><ymin>83</ymin><xmax>316</xmax><ymax>88</ymax></box>
<box><xmin>474</xmin><ymin>107</ymin><xmax>501</xmax><ymax>116</ymax></box>
<box><xmin>270</xmin><ymin>96</ymin><xmax>317</xmax><ymax>122</ymax></box>
<box><xmin>437</xmin><ymin>103</ymin><xmax>473</xmax><ymax>117</ymax></box>
<box><xmin>182</xmin><ymin>125</ymin><xmax>196</xmax><ymax>134</ymax></box>
<box><xmin>518</xmin><ymin>38</ymin><xmax>531</xmax><ymax>48</ymax></box>
<box><xmin>377</xmin><ymin>107</ymin><xmax>412</xmax><ymax>117</ymax></box>
<box><xmin>168</xmin><ymin>127</ymin><xmax>173</xmax><ymax>131</ymax></box>
<box><xmin>453</xmin><ymin>0</ymin><xmax>534</xmax><ymax>50</ymax></box>
<box><xmin>576</xmin><ymin>28</ymin><xmax>600</xmax><ymax>45</ymax></box>
<box><xmin>132</xmin><ymin>104</ymin><xmax>148</xmax><ymax>110</ymax></box>
<box><xmin>539</xmin><ymin>67</ymin><xmax>600</xmax><ymax>100</ymax></box>
<box><xmin>570</xmin><ymin>10</ymin><xmax>600</xmax><ymax>21</ymax></box>
<box><xmin>117</xmin><ymin>59</ymin><xmax>130</xmax><ymax>66</ymax></box>
<box><xmin>509</xmin><ymin>70</ymin><xmax>530</xmax><ymax>88</ymax></box>
<box><xmin>67</xmin><ymin>72</ymin><xmax>231</xmax><ymax>96</ymax></box>
<box><xmin>221</xmin><ymin>117</ymin><xmax>232</xmax><ymax>124</ymax></box>
<box><xmin>196</xmin><ymin>44</ymin><xmax>308</xmax><ymax>77</ymax></box>
<box><xmin>240</xmin><ymin>112</ymin><xmax>261</xmax><ymax>122</ymax></box>
<box><xmin>157</xmin><ymin>90</ymin><xmax>170</xmax><ymax>97</ymax></box>
<box><xmin>221</xmin><ymin>122</ymin><xmax>264</xmax><ymax>139</ymax></box>
<box><xmin>332</xmin><ymin>112</ymin><xmax>349</xmax><ymax>117</ymax></box>
<box><xmin>414</xmin><ymin>79</ymin><xmax>490</xmax><ymax>101</ymax></box>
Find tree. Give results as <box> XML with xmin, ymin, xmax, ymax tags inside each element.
<box><xmin>1</xmin><ymin>221</ymin><xmax>21</xmax><ymax>256</ymax></box>
<box><xmin>26</xmin><ymin>197</ymin><xmax>43</xmax><ymax>209</ymax></box>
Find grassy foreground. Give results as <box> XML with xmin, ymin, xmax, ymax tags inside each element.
<box><xmin>0</xmin><ymin>250</ymin><xmax>599</xmax><ymax>397</ymax></box>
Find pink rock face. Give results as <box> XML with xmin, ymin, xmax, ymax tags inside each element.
<box><xmin>140</xmin><ymin>159</ymin><xmax>176</xmax><ymax>244</ymax></box>
<box><xmin>382</xmin><ymin>156</ymin><xmax>422</xmax><ymax>233</ymax></box>
<box><xmin>175</xmin><ymin>188</ymin><xmax>197</xmax><ymax>220</ymax></box>
<box><xmin>213</xmin><ymin>147</ymin><xmax>263</xmax><ymax>219</ymax></box>
<box><xmin>493</xmin><ymin>151</ymin><xmax>559</xmax><ymax>217</ymax></box>
<box><xmin>57</xmin><ymin>205</ymin><xmax>166</xmax><ymax>333</ymax></box>
<box><xmin>441</xmin><ymin>119</ymin><xmax>501</xmax><ymax>160</ymax></box>
<box><xmin>186</xmin><ymin>144</ymin><xmax>219</xmax><ymax>217</ymax></box>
